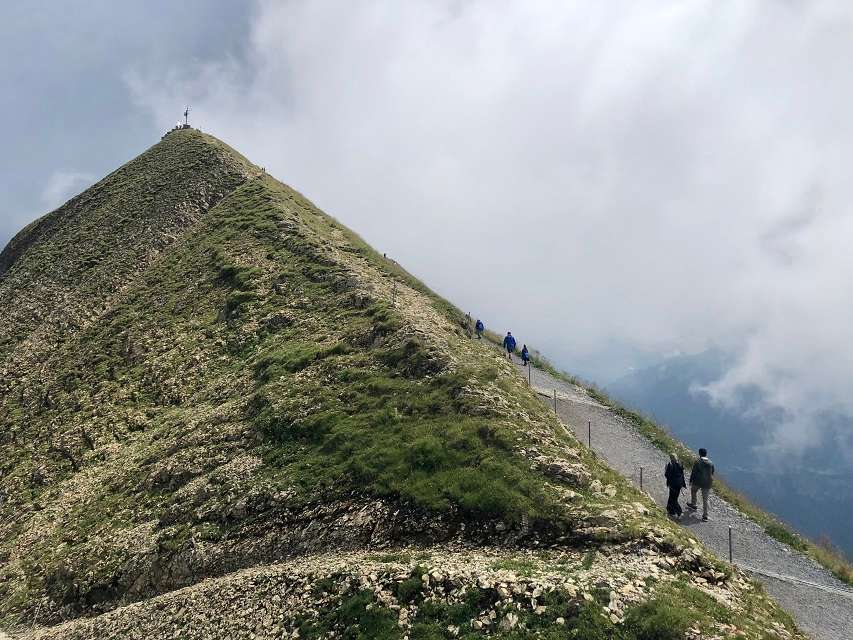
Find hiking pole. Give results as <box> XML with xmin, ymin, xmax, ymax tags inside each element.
<box><xmin>728</xmin><ymin>526</ymin><xmax>733</xmax><ymax>563</ymax></box>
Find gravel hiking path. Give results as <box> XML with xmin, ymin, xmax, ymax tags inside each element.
<box><xmin>507</xmin><ymin>355</ymin><xmax>853</xmax><ymax>640</ymax></box>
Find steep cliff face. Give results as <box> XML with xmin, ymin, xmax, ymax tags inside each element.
<box><xmin>0</xmin><ymin>131</ymin><xmax>801</xmax><ymax>639</ymax></box>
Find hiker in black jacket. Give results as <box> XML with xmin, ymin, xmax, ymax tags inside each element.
<box><xmin>664</xmin><ymin>453</ymin><xmax>686</xmax><ymax>518</ymax></box>
<box><xmin>687</xmin><ymin>448</ymin><xmax>715</xmax><ymax>521</ymax></box>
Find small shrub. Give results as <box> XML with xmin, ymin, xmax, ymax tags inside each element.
<box><xmin>565</xmin><ymin>602</ymin><xmax>618</xmax><ymax>640</ymax></box>
<box><xmin>216</xmin><ymin>261</ymin><xmax>260</xmax><ymax>290</ymax></box>
<box><xmin>224</xmin><ymin>290</ymin><xmax>256</xmax><ymax>317</ymax></box>
<box><xmin>312</xmin><ymin>577</ymin><xmax>336</xmax><ymax>596</ymax></box>
<box><xmin>397</xmin><ymin>567</ymin><xmax>427</xmax><ymax>604</ymax></box>
<box><xmin>407</xmin><ymin>436</ymin><xmax>447</xmax><ymax>472</ymax></box>
<box><xmin>622</xmin><ymin>598</ymin><xmax>691</xmax><ymax>640</ymax></box>
<box><xmin>304</xmin><ymin>590</ymin><xmax>399</xmax><ymax>639</ymax></box>
<box><xmin>380</xmin><ymin>339</ymin><xmax>443</xmax><ymax>377</ymax></box>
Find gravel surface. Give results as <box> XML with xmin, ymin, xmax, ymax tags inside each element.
<box><xmin>512</xmin><ymin>357</ymin><xmax>853</xmax><ymax>640</ymax></box>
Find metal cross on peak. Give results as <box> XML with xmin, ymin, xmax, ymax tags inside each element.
<box><xmin>184</xmin><ymin>106</ymin><xmax>190</xmax><ymax>126</ymax></box>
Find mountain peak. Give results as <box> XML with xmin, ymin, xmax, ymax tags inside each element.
<box><xmin>0</xmin><ymin>134</ymin><xmax>803</xmax><ymax>639</ymax></box>
<box><xmin>1</xmin><ymin>129</ymin><xmax>253</xmax><ymax>275</ymax></box>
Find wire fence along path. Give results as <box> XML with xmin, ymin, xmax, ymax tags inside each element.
<box><xmin>507</xmin><ymin>354</ymin><xmax>853</xmax><ymax>640</ymax></box>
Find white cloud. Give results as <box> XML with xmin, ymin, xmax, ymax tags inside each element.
<box><xmin>125</xmin><ymin>0</ymin><xmax>853</xmax><ymax>456</ymax></box>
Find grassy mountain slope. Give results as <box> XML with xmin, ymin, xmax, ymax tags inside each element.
<box><xmin>1</xmin><ymin>130</ymin><xmax>800</xmax><ymax>639</ymax></box>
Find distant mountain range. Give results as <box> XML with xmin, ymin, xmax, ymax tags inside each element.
<box><xmin>607</xmin><ymin>350</ymin><xmax>853</xmax><ymax>560</ymax></box>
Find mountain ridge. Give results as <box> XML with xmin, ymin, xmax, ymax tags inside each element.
<box><xmin>1</xmin><ymin>130</ymin><xmax>802</xmax><ymax>639</ymax></box>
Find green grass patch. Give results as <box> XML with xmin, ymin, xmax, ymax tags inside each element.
<box><xmin>489</xmin><ymin>557</ymin><xmax>537</xmax><ymax>577</ymax></box>
<box><xmin>297</xmin><ymin>590</ymin><xmax>399</xmax><ymax>639</ymax></box>
<box><xmin>622</xmin><ymin>598</ymin><xmax>691</xmax><ymax>640</ymax></box>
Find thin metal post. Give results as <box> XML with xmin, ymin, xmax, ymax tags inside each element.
<box><xmin>728</xmin><ymin>526</ymin><xmax>733</xmax><ymax>563</ymax></box>
<box><xmin>640</xmin><ymin>466</ymin><xmax>643</xmax><ymax>491</ymax></box>
<box><xmin>553</xmin><ymin>389</ymin><xmax>557</xmax><ymax>413</ymax></box>
<box><xmin>588</xmin><ymin>421</ymin><xmax>591</xmax><ymax>448</ymax></box>
<box><xmin>528</xmin><ymin>363</ymin><xmax>531</xmax><ymax>386</ymax></box>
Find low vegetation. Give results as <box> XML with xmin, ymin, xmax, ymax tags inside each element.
<box><xmin>0</xmin><ymin>129</ymin><xmax>808</xmax><ymax>638</ymax></box>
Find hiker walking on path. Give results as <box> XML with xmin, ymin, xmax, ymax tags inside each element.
<box><xmin>502</xmin><ymin>332</ymin><xmax>517</xmax><ymax>362</ymax></box>
<box><xmin>664</xmin><ymin>453</ymin><xmax>686</xmax><ymax>518</ymax></box>
<box><xmin>475</xmin><ymin>319</ymin><xmax>484</xmax><ymax>339</ymax></box>
<box><xmin>687</xmin><ymin>448</ymin><xmax>715</xmax><ymax>521</ymax></box>
<box><xmin>521</xmin><ymin>344</ymin><xmax>530</xmax><ymax>367</ymax></box>
<box><xmin>523</xmin><ymin>362</ymin><xmax>853</xmax><ymax>640</ymax></box>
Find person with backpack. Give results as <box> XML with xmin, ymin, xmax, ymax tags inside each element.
<box><xmin>521</xmin><ymin>344</ymin><xmax>530</xmax><ymax>367</ymax></box>
<box><xmin>475</xmin><ymin>319</ymin><xmax>484</xmax><ymax>339</ymax></box>
<box><xmin>502</xmin><ymin>331</ymin><xmax>517</xmax><ymax>361</ymax></box>
<box><xmin>687</xmin><ymin>448</ymin><xmax>715</xmax><ymax>521</ymax></box>
<box><xmin>664</xmin><ymin>453</ymin><xmax>686</xmax><ymax>518</ymax></box>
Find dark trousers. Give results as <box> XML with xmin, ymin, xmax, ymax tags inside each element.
<box><xmin>667</xmin><ymin>486</ymin><xmax>683</xmax><ymax>516</ymax></box>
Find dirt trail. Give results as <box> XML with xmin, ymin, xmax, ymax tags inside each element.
<box><xmin>511</xmin><ymin>356</ymin><xmax>853</xmax><ymax>640</ymax></box>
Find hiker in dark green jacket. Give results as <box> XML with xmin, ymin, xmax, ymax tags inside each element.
<box><xmin>687</xmin><ymin>448</ymin><xmax>715</xmax><ymax>521</ymax></box>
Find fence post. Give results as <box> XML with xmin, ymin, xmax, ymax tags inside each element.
<box><xmin>553</xmin><ymin>389</ymin><xmax>557</xmax><ymax>413</ymax></box>
<box><xmin>728</xmin><ymin>526</ymin><xmax>733</xmax><ymax>563</ymax></box>
<box><xmin>528</xmin><ymin>363</ymin><xmax>531</xmax><ymax>386</ymax></box>
<box><xmin>588</xmin><ymin>421</ymin><xmax>591</xmax><ymax>448</ymax></box>
<box><xmin>640</xmin><ymin>466</ymin><xmax>643</xmax><ymax>491</ymax></box>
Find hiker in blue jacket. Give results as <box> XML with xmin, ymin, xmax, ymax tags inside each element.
<box><xmin>502</xmin><ymin>332</ymin><xmax>517</xmax><ymax>361</ymax></box>
<box><xmin>475</xmin><ymin>319</ymin><xmax>485</xmax><ymax>339</ymax></box>
<box><xmin>521</xmin><ymin>344</ymin><xmax>530</xmax><ymax>367</ymax></box>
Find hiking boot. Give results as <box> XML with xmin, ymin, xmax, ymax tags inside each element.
<box><xmin>686</xmin><ymin>503</ymin><xmax>697</xmax><ymax>510</ymax></box>
<box><xmin>702</xmin><ymin>515</ymin><xmax>709</xmax><ymax>522</ymax></box>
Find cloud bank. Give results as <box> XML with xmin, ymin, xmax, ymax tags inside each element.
<box><xmin>123</xmin><ymin>1</ymin><xmax>853</xmax><ymax>456</ymax></box>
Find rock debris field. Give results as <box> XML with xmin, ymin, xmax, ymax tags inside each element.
<box><xmin>21</xmin><ymin>547</ymin><xmax>781</xmax><ymax>640</ymax></box>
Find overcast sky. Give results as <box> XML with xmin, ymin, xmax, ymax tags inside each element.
<box><xmin>3</xmin><ymin>1</ymin><xmax>853</xmax><ymax>459</ymax></box>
